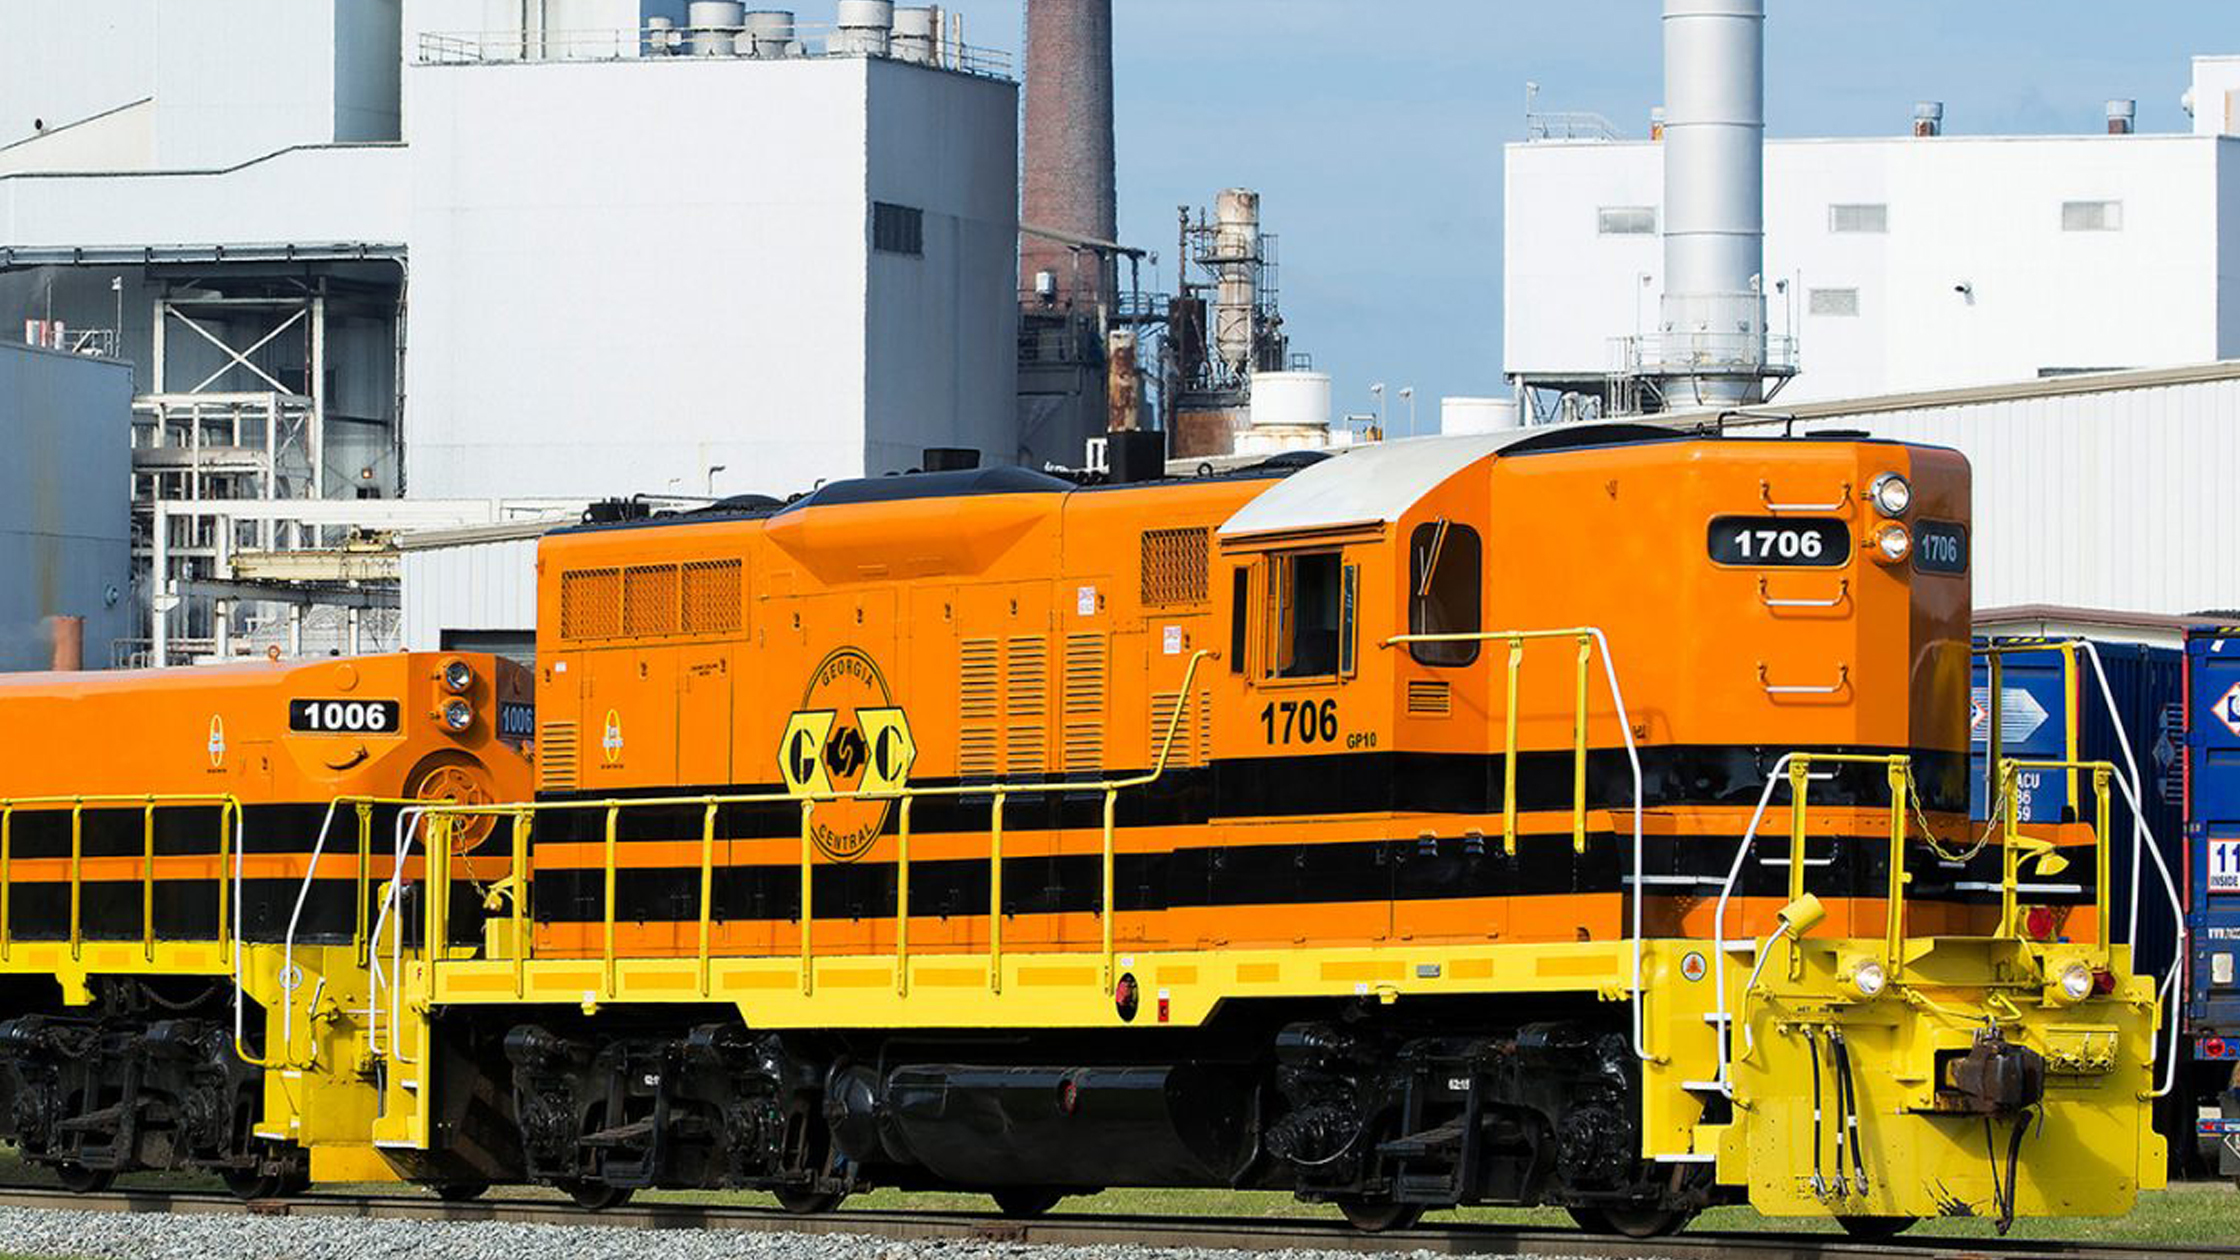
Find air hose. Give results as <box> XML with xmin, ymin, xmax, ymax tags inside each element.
<box><xmin>1829</xmin><ymin>1029</ymin><xmax>1868</xmax><ymax>1196</ymax></box>
<box><xmin>1802</xmin><ymin>1026</ymin><xmax>1827</xmax><ymax>1199</ymax></box>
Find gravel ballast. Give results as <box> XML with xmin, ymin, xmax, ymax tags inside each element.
<box><xmin>0</xmin><ymin>1205</ymin><xmax>1658</xmax><ymax>1260</ymax></box>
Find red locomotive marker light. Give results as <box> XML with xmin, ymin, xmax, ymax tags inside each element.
<box><xmin>2024</xmin><ymin>906</ymin><xmax>2056</xmax><ymax>942</ymax></box>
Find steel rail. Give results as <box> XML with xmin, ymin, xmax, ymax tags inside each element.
<box><xmin>0</xmin><ymin>1186</ymin><xmax>2221</xmax><ymax>1260</ymax></box>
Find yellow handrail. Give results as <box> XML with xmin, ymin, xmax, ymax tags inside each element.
<box><xmin>1998</xmin><ymin>756</ymin><xmax>2115</xmax><ymax>947</ymax></box>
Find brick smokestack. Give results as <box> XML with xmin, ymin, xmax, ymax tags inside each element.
<box><xmin>1019</xmin><ymin>0</ymin><xmax>1116</xmax><ymax>305</ymax></box>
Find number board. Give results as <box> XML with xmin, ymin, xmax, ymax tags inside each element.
<box><xmin>2212</xmin><ymin>838</ymin><xmax>2240</xmax><ymax>894</ymax></box>
<box><xmin>288</xmin><ymin>698</ymin><xmax>401</xmax><ymax>734</ymax></box>
<box><xmin>1706</xmin><ymin>516</ymin><xmax>1849</xmax><ymax>568</ymax></box>
<box><xmin>498</xmin><ymin>701</ymin><xmax>535</xmax><ymax>742</ymax></box>
<box><xmin>1913</xmin><ymin>519</ymin><xmax>1969</xmax><ymax>575</ymax></box>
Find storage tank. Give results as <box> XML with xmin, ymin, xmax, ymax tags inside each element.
<box><xmin>1440</xmin><ymin>396</ymin><xmax>1521</xmax><ymax>435</ymax></box>
<box><xmin>1237</xmin><ymin>371</ymin><xmax>1332</xmax><ymax>456</ymax></box>
<box><xmin>892</xmin><ymin>6</ymin><xmax>938</xmax><ymax>64</ymax></box>
<box><xmin>1211</xmin><ymin>188</ymin><xmax>1259</xmax><ymax>376</ymax></box>
<box><xmin>834</xmin><ymin>0</ymin><xmax>893</xmax><ymax>56</ymax></box>
<box><xmin>1170</xmin><ymin>408</ymin><xmax>1249</xmax><ymax>460</ymax></box>
<box><xmin>687</xmin><ymin>1</ymin><xmax>745</xmax><ymax>54</ymax></box>
<box><xmin>744</xmin><ymin>9</ymin><xmax>796</xmax><ymax>56</ymax></box>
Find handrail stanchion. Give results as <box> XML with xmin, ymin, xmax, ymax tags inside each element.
<box><xmin>1</xmin><ymin>804</ymin><xmax>12</xmax><ymax>961</ymax></box>
<box><xmin>429</xmin><ymin>815</ymin><xmax>453</xmax><ymax>969</ymax></box>
<box><xmin>990</xmin><ymin>792</ymin><xmax>1007</xmax><ymax>993</ymax></box>
<box><xmin>1572</xmin><ymin>634</ymin><xmax>1590</xmax><ymax>854</ymax></box>
<box><xmin>2093</xmin><ymin>766</ymin><xmax>2113</xmax><ymax>949</ymax></box>
<box><xmin>354</xmin><ymin>803</ymin><xmax>373</xmax><ymax>953</ymax></box>
<box><xmin>141</xmin><ymin>798</ymin><xmax>157</xmax><ymax>961</ymax></box>
<box><xmin>799</xmin><ymin>800</ymin><xmax>815</xmax><ymax>996</ymax></box>
<box><xmin>1502</xmin><ymin>636</ymin><xmax>1522</xmax><ymax>855</ymax></box>
<box><xmin>895</xmin><ymin>796</ymin><xmax>912</xmax><ymax>996</ymax></box>
<box><xmin>697</xmin><ymin>800</ymin><xmax>717</xmax><ymax>998</ymax></box>
<box><xmin>218</xmin><ymin>796</ymin><xmax>237</xmax><ymax>963</ymax></box>
<box><xmin>1885</xmin><ymin>758</ymin><xmax>1908</xmax><ymax>979</ymax></box>
<box><xmin>1101</xmin><ymin>788</ymin><xmax>1119</xmax><ymax>990</ymax></box>
<box><xmin>513</xmin><ymin>809</ymin><xmax>531</xmax><ymax>999</ymax></box>
<box><xmin>602</xmin><ymin>802</ymin><xmax>619</xmax><ymax>999</ymax></box>
<box><xmin>1999</xmin><ymin>759</ymin><xmax>2021</xmax><ymax>938</ymax></box>
<box><xmin>68</xmin><ymin>799</ymin><xmax>83</xmax><ymax>961</ymax></box>
<box><xmin>1786</xmin><ymin>760</ymin><xmax>1810</xmax><ymax>980</ymax></box>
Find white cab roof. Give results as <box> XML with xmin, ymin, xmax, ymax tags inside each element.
<box><xmin>1216</xmin><ymin>429</ymin><xmax>1561</xmax><ymax>540</ymax></box>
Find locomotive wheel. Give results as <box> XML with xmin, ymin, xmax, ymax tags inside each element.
<box><xmin>774</xmin><ymin>1187</ymin><xmax>844</xmax><ymax>1215</ymax></box>
<box><xmin>1837</xmin><ymin>1215</ymin><xmax>1917</xmax><ymax>1240</ymax></box>
<box><xmin>1335</xmin><ymin>1198</ymin><xmax>1424</xmax><ymax>1232</ymax></box>
<box><xmin>219</xmin><ymin>1168</ymin><xmax>281</xmax><ymax>1200</ymax></box>
<box><xmin>1568</xmin><ymin>1204</ymin><xmax>1693</xmax><ymax>1239</ymax></box>
<box><xmin>559</xmin><ymin>1180</ymin><xmax>633</xmax><ymax>1211</ymax></box>
<box><xmin>434</xmin><ymin>1181</ymin><xmax>490</xmax><ymax>1202</ymax></box>
<box><xmin>990</xmin><ymin>1187</ymin><xmax>1065</xmax><ymax>1218</ymax></box>
<box><xmin>54</xmin><ymin>1164</ymin><xmax>115</xmax><ymax>1195</ymax></box>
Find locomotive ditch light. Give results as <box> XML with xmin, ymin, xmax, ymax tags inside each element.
<box><xmin>1845</xmin><ymin>957</ymin><xmax>1888</xmax><ymax>999</ymax></box>
<box><xmin>1869</xmin><ymin>472</ymin><xmax>1912</xmax><ymax>517</ymax></box>
<box><xmin>2049</xmin><ymin>959</ymin><xmax>2096</xmax><ymax>1006</ymax></box>
<box><xmin>440</xmin><ymin>697</ymin><xmax>474</xmax><ymax>733</ymax></box>
<box><xmin>1871</xmin><ymin>523</ymin><xmax>1912</xmax><ymax>565</ymax></box>
<box><xmin>440</xmin><ymin>656</ymin><xmax>475</xmax><ymax>695</ymax></box>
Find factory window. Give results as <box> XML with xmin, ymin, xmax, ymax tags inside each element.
<box><xmin>1828</xmin><ymin>203</ymin><xmax>1887</xmax><ymax>233</ymax></box>
<box><xmin>1596</xmin><ymin>206</ymin><xmax>1656</xmax><ymax>235</ymax></box>
<box><xmin>873</xmin><ymin>201</ymin><xmax>924</xmax><ymax>255</ymax></box>
<box><xmin>2061</xmin><ymin>200</ymin><xmax>2122</xmax><ymax>231</ymax></box>
<box><xmin>1408</xmin><ymin>521</ymin><xmax>1481</xmax><ymax>667</ymax></box>
<box><xmin>1808</xmin><ymin>287</ymin><xmax>1860</xmax><ymax>317</ymax></box>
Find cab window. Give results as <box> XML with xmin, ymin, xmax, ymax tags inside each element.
<box><xmin>1408</xmin><ymin>521</ymin><xmax>1481</xmax><ymax>667</ymax></box>
<box><xmin>1270</xmin><ymin>551</ymin><xmax>1345</xmax><ymax>679</ymax></box>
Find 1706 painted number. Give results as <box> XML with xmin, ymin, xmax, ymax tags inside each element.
<box><xmin>1261</xmin><ymin>698</ymin><xmax>1339</xmax><ymax>745</ymax></box>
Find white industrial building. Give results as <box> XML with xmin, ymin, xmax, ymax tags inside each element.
<box><xmin>0</xmin><ymin>0</ymin><xmax>1020</xmax><ymax>665</ymax></box>
<box><xmin>1506</xmin><ymin>55</ymin><xmax>2240</xmax><ymax>411</ymax></box>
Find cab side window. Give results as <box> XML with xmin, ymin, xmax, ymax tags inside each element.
<box><xmin>1271</xmin><ymin>551</ymin><xmax>1344</xmax><ymax>679</ymax></box>
<box><xmin>1408</xmin><ymin>521</ymin><xmax>1482</xmax><ymax>667</ymax></box>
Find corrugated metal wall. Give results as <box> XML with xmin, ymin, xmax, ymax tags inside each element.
<box><xmin>1801</xmin><ymin>373</ymin><xmax>2240</xmax><ymax>616</ymax></box>
<box><xmin>400</xmin><ymin>537</ymin><xmax>540</xmax><ymax>652</ymax></box>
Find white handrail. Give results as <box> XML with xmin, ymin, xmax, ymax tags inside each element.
<box><xmin>1709</xmin><ymin>754</ymin><xmax>1798</xmax><ymax>1095</ymax></box>
<box><xmin>274</xmin><ymin>799</ymin><xmax>345</xmax><ymax>1062</ymax></box>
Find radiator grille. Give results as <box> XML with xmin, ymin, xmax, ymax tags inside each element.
<box><xmin>1407</xmin><ymin>680</ymin><xmax>1453</xmax><ymax>716</ymax></box>
<box><xmin>559</xmin><ymin>568</ymin><xmax>622</xmax><ymax>641</ymax></box>
<box><xmin>538</xmin><ymin>721</ymin><xmax>581</xmax><ymax>792</ymax></box>
<box><xmin>1140</xmin><ymin>527</ymin><xmax>1210</xmax><ymax>607</ymax></box>
<box><xmin>1061</xmin><ymin>633</ymin><xmax>1108</xmax><ymax>774</ymax></box>
<box><xmin>680</xmin><ymin>559</ymin><xmax>742</xmax><ymax>633</ymax></box>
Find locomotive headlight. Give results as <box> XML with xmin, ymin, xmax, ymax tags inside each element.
<box><xmin>1872</xmin><ymin>523</ymin><xmax>1912</xmax><ymax>565</ymax></box>
<box><xmin>2053</xmin><ymin>960</ymin><xmax>2096</xmax><ymax>1005</ymax></box>
<box><xmin>1848</xmin><ymin>958</ymin><xmax>1888</xmax><ymax>1000</ymax></box>
<box><xmin>1870</xmin><ymin>471</ymin><xmax>1912</xmax><ymax>517</ymax></box>
<box><xmin>440</xmin><ymin>657</ymin><xmax>475</xmax><ymax>695</ymax></box>
<box><xmin>441</xmin><ymin>698</ymin><xmax>474</xmax><ymax>733</ymax></box>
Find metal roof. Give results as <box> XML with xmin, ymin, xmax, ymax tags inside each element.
<box><xmin>1215</xmin><ymin>431</ymin><xmax>1530</xmax><ymax>540</ymax></box>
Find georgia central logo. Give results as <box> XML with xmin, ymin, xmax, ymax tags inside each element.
<box><xmin>778</xmin><ymin>647</ymin><xmax>916</xmax><ymax>862</ymax></box>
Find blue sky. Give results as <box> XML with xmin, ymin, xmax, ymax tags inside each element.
<box><xmin>946</xmin><ymin>1</ymin><xmax>2227</xmax><ymax>424</ymax></box>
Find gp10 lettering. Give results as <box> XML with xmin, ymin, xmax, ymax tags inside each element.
<box><xmin>1261</xmin><ymin>698</ymin><xmax>1339</xmax><ymax>746</ymax></box>
<box><xmin>1706</xmin><ymin>515</ymin><xmax>1849</xmax><ymax>569</ymax></box>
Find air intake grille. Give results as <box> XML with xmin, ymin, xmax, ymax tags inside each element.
<box><xmin>1141</xmin><ymin>527</ymin><xmax>1210</xmax><ymax>607</ymax></box>
<box><xmin>958</xmin><ymin>638</ymin><xmax>1000</xmax><ymax>781</ymax></box>
<box><xmin>559</xmin><ymin>569</ymin><xmax>621</xmax><ymax>640</ymax></box>
<box><xmin>681</xmin><ymin>559</ymin><xmax>742</xmax><ymax>633</ymax></box>
<box><xmin>1004</xmin><ymin>635</ymin><xmax>1050</xmax><ymax>777</ymax></box>
<box><xmin>1062</xmin><ymin>633</ymin><xmax>1107</xmax><ymax>774</ymax></box>
<box><xmin>539</xmin><ymin>721</ymin><xmax>581</xmax><ymax>792</ymax></box>
<box><xmin>1407</xmin><ymin>680</ymin><xmax>1452</xmax><ymax>717</ymax></box>
<box><xmin>623</xmin><ymin>564</ymin><xmax>680</xmax><ymax>637</ymax></box>
<box><xmin>1149</xmin><ymin>690</ymin><xmax>1213</xmax><ymax>767</ymax></box>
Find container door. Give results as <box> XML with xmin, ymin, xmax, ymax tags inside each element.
<box><xmin>2188</xmin><ymin>634</ymin><xmax>2240</xmax><ymax>1044</ymax></box>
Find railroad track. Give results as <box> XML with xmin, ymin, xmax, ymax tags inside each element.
<box><xmin>0</xmin><ymin>1186</ymin><xmax>2227</xmax><ymax>1260</ymax></box>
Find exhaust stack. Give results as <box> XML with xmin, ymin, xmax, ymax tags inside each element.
<box><xmin>1019</xmin><ymin>0</ymin><xmax>1116</xmax><ymax>304</ymax></box>
<box><xmin>1657</xmin><ymin>0</ymin><xmax>1768</xmax><ymax>407</ymax></box>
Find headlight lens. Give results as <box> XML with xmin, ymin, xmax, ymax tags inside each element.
<box><xmin>1870</xmin><ymin>471</ymin><xmax>1912</xmax><ymax>517</ymax></box>
<box><xmin>1851</xmin><ymin>959</ymin><xmax>1887</xmax><ymax>999</ymax></box>
<box><xmin>441</xmin><ymin>657</ymin><xmax>475</xmax><ymax>694</ymax></box>
<box><xmin>1873</xmin><ymin>523</ymin><xmax>1912</xmax><ymax>564</ymax></box>
<box><xmin>2057</xmin><ymin>961</ymin><xmax>2095</xmax><ymax>1004</ymax></box>
<box><xmin>442</xmin><ymin>698</ymin><xmax>474</xmax><ymax>732</ymax></box>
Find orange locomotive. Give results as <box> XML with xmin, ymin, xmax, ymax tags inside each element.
<box><xmin>0</xmin><ymin>652</ymin><xmax>530</xmax><ymax>1194</ymax></box>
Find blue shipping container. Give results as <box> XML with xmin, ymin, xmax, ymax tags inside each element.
<box><xmin>1972</xmin><ymin>639</ymin><xmax>2185</xmax><ymax>983</ymax></box>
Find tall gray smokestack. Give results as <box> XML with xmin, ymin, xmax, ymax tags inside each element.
<box><xmin>1019</xmin><ymin>0</ymin><xmax>1116</xmax><ymax>304</ymax></box>
<box><xmin>1659</xmin><ymin>0</ymin><xmax>1766</xmax><ymax>407</ymax></box>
